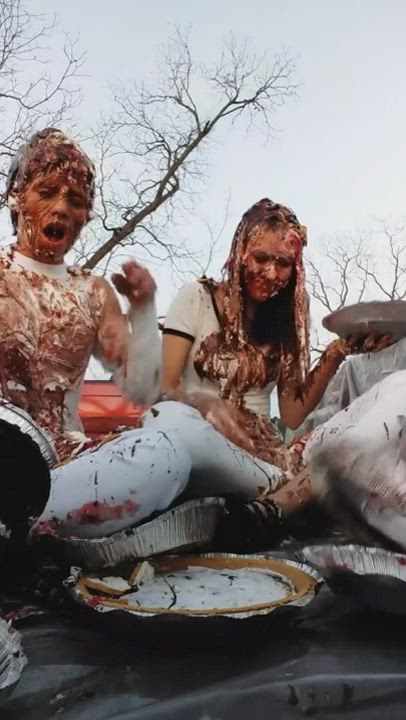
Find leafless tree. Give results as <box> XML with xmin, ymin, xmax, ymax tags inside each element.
<box><xmin>307</xmin><ymin>220</ymin><xmax>406</xmax><ymax>351</ymax></box>
<box><xmin>78</xmin><ymin>29</ymin><xmax>296</xmax><ymax>271</ymax></box>
<box><xmin>308</xmin><ymin>221</ymin><xmax>406</xmax><ymax>313</ymax></box>
<box><xmin>177</xmin><ymin>191</ymin><xmax>231</xmax><ymax>282</ymax></box>
<box><xmin>356</xmin><ymin>220</ymin><xmax>406</xmax><ymax>301</ymax></box>
<box><xmin>307</xmin><ymin>234</ymin><xmax>369</xmax><ymax>314</ymax></box>
<box><xmin>0</xmin><ymin>0</ymin><xmax>83</xmax><ymax>208</ymax></box>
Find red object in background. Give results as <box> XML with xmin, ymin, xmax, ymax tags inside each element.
<box><xmin>79</xmin><ymin>380</ymin><xmax>143</xmax><ymax>437</ymax></box>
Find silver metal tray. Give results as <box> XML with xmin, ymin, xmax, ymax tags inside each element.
<box><xmin>0</xmin><ymin>618</ymin><xmax>27</xmax><ymax>696</ymax></box>
<box><xmin>60</xmin><ymin>498</ymin><xmax>226</xmax><ymax>570</ymax></box>
<box><xmin>0</xmin><ymin>399</ymin><xmax>57</xmax><ymax>467</ymax></box>
<box><xmin>65</xmin><ymin>553</ymin><xmax>322</xmax><ymax>621</ymax></box>
<box><xmin>303</xmin><ymin>544</ymin><xmax>406</xmax><ymax>615</ymax></box>
<box><xmin>322</xmin><ymin>300</ymin><xmax>406</xmax><ymax>342</ymax></box>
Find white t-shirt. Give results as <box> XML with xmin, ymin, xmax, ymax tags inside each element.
<box><xmin>164</xmin><ymin>281</ymin><xmax>276</xmax><ymax>417</ymax></box>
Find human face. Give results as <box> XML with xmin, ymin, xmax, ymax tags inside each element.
<box><xmin>16</xmin><ymin>168</ymin><xmax>91</xmax><ymax>264</ymax></box>
<box><xmin>242</xmin><ymin>226</ymin><xmax>294</xmax><ymax>303</ymax></box>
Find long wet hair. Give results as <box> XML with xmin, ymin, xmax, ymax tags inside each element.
<box><xmin>194</xmin><ymin>198</ymin><xmax>309</xmax><ymax>404</ymax></box>
<box><xmin>249</xmin><ymin>267</ymin><xmax>297</xmax><ymax>349</ymax></box>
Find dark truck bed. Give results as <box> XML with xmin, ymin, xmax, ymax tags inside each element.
<box><xmin>3</xmin><ymin>551</ymin><xmax>406</xmax><ymax>720</ymax></box>
<box><xmin>3</xmin><ymin>383</ymin><xmax>405</xmax><ymax>719</ymax></box>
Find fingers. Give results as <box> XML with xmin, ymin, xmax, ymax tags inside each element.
<box><xmin>361</xmin><ymin>331</ymin><xmax>379</xmax><ymax>352</ymax></box>
<box><xmin>209</xmin><ymin>414</ymin><xmax>252</xmax><ymax>450</ymax></box>
<box><xmin>368</xmin><ymin>332</ymin><xmax>392</xmax><ymax>352</ymax></box>
<box><xmin>111</xmin><ymin>261</ymin><xmax>156</xmax><ymax>304</ymax></box>
<box><xmin>345</xmin><ymin>331</ymin><xmax>393</xmax><ymax>355</ymax></box>
<box><xmin>122</xmin><ymin>260</ymin><xmax>142</xmax><ymax>274</ymax></box>
<box><xmin>360</xmin><ymin>331</ymin><xmax>392</xmax><ymax>353</ymax></box>
<box><xmin>345</xmin><ymin>334</ymin><xmax>364</xmax><ymax>354</ymax></box>
<box><xmin>122</xmin><ymin>262</ymin><xmax>145</xmax><ymax>286</ymax></box>
<box><xmin>206</xmin><ymin>404</ymin><xmax>254</xmax><ymax>452</ymax></box>
<box><xmin>226</xmin><ymin>417</ymin><xmax>253</xmax><ymax>449</ymax></box>
<box><xmin>131</xmin><ymin>273</ymin><xmax>156</xmax><ymax>303</ymax></box>
<box><xmin>111</xmin><ymin>273</ymin><xmax>131</xmax><ymax>296</ymax></box>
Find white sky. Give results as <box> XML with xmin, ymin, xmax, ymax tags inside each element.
<box><xmin>4</xmin><ymin>0</ymin><xmax>406</xmax><ymax>319</ymax></box>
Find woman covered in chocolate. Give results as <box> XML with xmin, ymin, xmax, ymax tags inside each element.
<box><xmin>2</xmin><ymin>127</ymin><xmax>160</xmax><ymax>456</ymax></box>
<box><xmin>158</xmin><ymin>198</ymin><xmax>391</xmax><ymax>526</ymax></box>
<box><xmin>0</xmin><ymin>128</ymin><xmax>191</xmax><ymax>541</ymax></box>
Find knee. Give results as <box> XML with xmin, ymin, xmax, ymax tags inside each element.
<box><xmin>142</xmin><ymin>400</ymin><xmax>202</xmax><ymax>432</ymax></box>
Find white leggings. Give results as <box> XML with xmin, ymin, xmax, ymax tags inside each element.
<box><xmin>33</xmin><ymin>401</ymin><xmax>285</xmax><ymax>539</ymax></box>
<box><xmin>305</xmin><ymin>369</ymin><xmax>406</xmax><ymax>549</ymax></box>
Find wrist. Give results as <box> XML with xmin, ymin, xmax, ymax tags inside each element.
<box><xmin>128</xmin><ymin>294</ymin><xmax>155</xmax><ymax>312</ymax></box>
<box><xmin>127</xmin><ymin>298</ymin><xmax>157</xmax><ymax>329</ymax></box>
<box><xmin>324</xmin><ymin>339</ymin><xmax>347</xmax><ymax>364</ymax></box>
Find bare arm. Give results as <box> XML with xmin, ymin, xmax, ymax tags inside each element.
<box><xmin>278</xmin><ymin>343</ymin><xmax>344</xmax><ymax>430</ymax></box>
<box><xmin>279</xmin><ymin>333</ymin><xmax>393</xmax><ymax>429</ymax></box>
<box><xmin>162</xmin><ymin>333</ymin><xmax>193</xmax><ymax>392</ymax></box>
<box><xmin>95</xmin><ymin>276</ymin><xmax>128</xmax><ymax>364</ymax></box>
<box><xmin>94</xmin><ymin>262</ymin><xmax>161</xmax><ymax>406</ymax></box>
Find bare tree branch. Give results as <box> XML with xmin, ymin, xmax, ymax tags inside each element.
<box><xmin>79</xmin><ymin>28</ymin><xmax>296</xmax><ymax>270</ymax></box>
<box><xmin>308</xmin><ymin>222</ymin><xmax>406</xmax><ymax>352</ymax></box>
<box><xmin>307</xmin><ymin>237</ymin><xmax>368</xmax><ymax>313</ymax></box>
<box><xmin>0</xmin><ymin>0</ymin><xmax>84</xmax><ymax>209</ymax></box>
<box><xmin>184</xmin><ymin>191</ymin><xmax>231</xmax><ymax>279</ymax></box>
<box><xmin>354</xmin><ymin>220</ymin><xmax>406</xmax><ymax>300</ymax></box>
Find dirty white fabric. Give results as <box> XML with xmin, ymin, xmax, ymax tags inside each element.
<box><xmin>143</xmin><ymin>400</ymin><xmax>287</xmax><ymax>499</ymax></box>
<box><xmin>305</xmin><ymin>369</ymin><xmax>406</xmax><ymax>549</ymax></box>
<box><xmin>32</xmin><ymin>399</ymin><xmax>288</xmax><ymax>540</ymax></box>
<box><xmin>32</xmin><ymin>428</ymin><xmax>191</xmax><ymax>539</ymax></box>
<box><xmin>289</xmin><ymin>338</ymin><xmax>406</xmax><ymax>438</ymax></box>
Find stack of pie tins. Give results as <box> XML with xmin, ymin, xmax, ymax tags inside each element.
<box><xmin>303</xmin><ymin>544</ymin><xmax>406</xmax><ymax>615</ymax></box>
<box><xmin>0</xmin><ymin>618</ymin><xmax>27</xmax><ymax>698</ymax></box>
<box><xmin>60</xmin><ymin>498</ymin><xmax>226</xmax><ymax>570</ymax></box>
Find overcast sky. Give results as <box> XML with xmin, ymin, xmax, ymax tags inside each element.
<box><xmin>5</xmin><ymin>0</ymin><xmax>406</xmax><ymax>321</ymax></box>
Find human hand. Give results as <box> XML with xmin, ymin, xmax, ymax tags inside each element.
<box><xmin>345</xmin><ymin>331</ymin><xmax>393</xmax><ymax>354</ymax></box>
<box><xmin>111</xmin><ymin>261</ymin><xmax>156</xmax><ymax>305</ymax></box>
<box><xmin>160</xmin><ymin>389</ymin><xmax>254</xmax><ymax>451</ymax></box>
<box><xmin>191</xmin><ymin>393</ymin><xmax>255</xmax><ymax>452</ymax></box>
<box><xmin>326</xmin><ymin>332</ymin><xmax>393</xmax><ymax>360</ymax></box>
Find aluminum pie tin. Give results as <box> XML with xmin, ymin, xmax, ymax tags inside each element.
<box><xmin>60</xmin><ymin>498</ymin><xmax>226</xmax><ymax>570</ymax></box>
<box><xmin>0</xmin><ymin>618</ymin><xmax>27</xmax><ymax>696</ymax></box>
<box><xmin>302</xmin><ymin>544</ymin><xmax>406</xmax><ymax>615</ymax></box>
<box><xmin>0</xmin><ymin>398</ymin><xmax>57</xmax><ymax>468</ymax></box>
<box><xmin>322</xmin><ymin>300</ymin><xmax>406</xmax><ymax>343</ymax></box>
<box><xmin>65</xmin><ymin>553</ymin><xmax>322</xmax><ymax>621</ymax></box>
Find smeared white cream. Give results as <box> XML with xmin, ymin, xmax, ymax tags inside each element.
<box><xmin>124</xmin><ymin>565</ymin><xmax>295</xmax><ymax>611</ymax></box>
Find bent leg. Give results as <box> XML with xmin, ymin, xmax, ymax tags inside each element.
<box><xmin>305</xmin><ymin>370</ymin><xmax>406</xmax><ymax>549</ymax></box>
<box><xmin>32</xmin><ymin>428</ymin><xmax>191</xmax><ymax>539</ymax></box>
<box><xmin>143</xmin><ymin>401</ymin><xmax>288</xmax><ymax>499</ymax></box>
